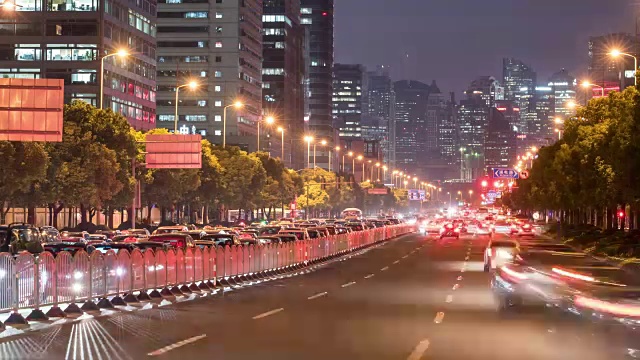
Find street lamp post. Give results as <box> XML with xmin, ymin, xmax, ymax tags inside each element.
<box><xmin>358</xmin><ymin>156</ymin><xmax>364</xmax><ymax>182</ymax></box>
<box><xmin>382</xmin><ymin>166</ymin><xmax>388</xmax><ymax>183</ymax></box>
<box><xmin>174</xmin><ymin>80</ymin><xmax>199</xmax><ymax>133</ymax></box>
<box><xmin>610</xmin><ymin>49</ymin><xmax>638</xmax><ymax>86</ymax></box>
<box><xmin>304</xmin><ymin>135</ymin><xmax>313</xmax><ymax>168</ymax></box>
<box><xmin>257</xmin><ymin>116</ymin><xmax>275</xmax><ymax>152</ymax></box>
<box><xmin>99</xmin><ymin>49</ymin><xmax>129</xmax><ymax>110</ymax></box>
<box><xmin>223</xmin><ymin>101</ymin><xmax>243</xmax><ymax>148</ymax></box>
<box><xmin>277</xmin><ymin>127</ymin><xmax>284</xmax><ymax>162</ymax></box>
<box><xmin>581</xmin><ymin>81</ymin><xmax>605</xmax><ymax>97</ymax></box>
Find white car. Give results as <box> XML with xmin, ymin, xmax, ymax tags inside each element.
<box><xmin>484</xmin><ymin>239</ymin><xmax>519</xmax><ymax>271</ymax></box>
<box><xmin>419</xmin><ymin>220</ymin><xmax>441</xmax><ymax>235</ymax></box>
<box><xmin>474</xmin><ymin>222</ymin><xmax>493</xmax><ymax>237</ymax></box>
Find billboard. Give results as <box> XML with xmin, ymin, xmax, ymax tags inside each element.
<box><xmin>367</xmin><ymin>188</ymin><xmax>389</xmax><ymax>195</ymax></box>
<box><xmin>145</xmin><ymin>134</ymin><xmax>202</xmax><ymax>169</ymax></box>
<box><xmin>0</xmin><ymin>78</ymin><xmax>64</xmax><ymax>142</ymax></box>
<box><xmin>407</xmin><ymin>189</ymin><xmax>426</xmax><ymax>201</ymax></box>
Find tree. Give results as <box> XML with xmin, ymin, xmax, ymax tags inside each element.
<box><xmin>0</xmin><ymin>141</ymin><xmax>49</xmax><ymax>223</ymax></box>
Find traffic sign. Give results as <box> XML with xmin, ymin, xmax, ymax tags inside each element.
<box><xmin>407</xmin><ymin>189</ymin><xmax>426</xmax><ymax>201</ymax></box>
<box><xmin>519</xmin><ymin>170</ymin><xmax>530</xmax><ymax>179</ymax></box>
<box><xmin>492</xmin><ymin>168</ymin><xmax>519</xmax><ymax>179</ymax></box>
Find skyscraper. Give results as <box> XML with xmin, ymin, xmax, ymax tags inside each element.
<box><xmin>366</xmin><ymin>67</ymin><xmax>394</xmax><ymax>167</ymax></box>
<box><xmin>300</xmin><ymin>0</ymin><xmax>335</xmax><ymax>168</ymax></box>
<box><xmin>502</xmin><ymin>58</ymin><xmax>536</xmax><ymax>136</ymax></box>
<box><xmin>392</xmin><ymin>80</ymin><xmax>430</xmax><ymax>177</ymax></box>
<box><xmin>0</xmin><ymin>0</ymin><xmax>157</xmax><ymax>130</ymax></box>
<box><xmin>263</xmin><ymin>0</ymin><xmax>306</xmax><ymax>168</ymax></box>
<box><xmin>333</xmin><ymin>64</ymin><xmax>367</xmax><ymax>139</ymax></box>
<box><xmin>156</xmin><ymin>0</ymin><xmax>263</xmax><ymax>148</ymax></box>
<box><xmin>534</xmin><ymin>85</ymin><xmax>555</xmax><ymax>144</ymax></box>
<box><xmin>548</xmin><ymin>69</ymin><xmax>576</xmax><ymax>120</ymax></box>
<box><xmin>484</xmin><ymin>108</ymin><xmax>516</xmax><ymax>171</ymax></box>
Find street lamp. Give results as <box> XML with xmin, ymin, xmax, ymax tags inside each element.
<box><xmin>304</xmin><ymin>135</ymin><xmax>314</xmax><ymax>168</ymax></box>
<box><xmin>555</xmin><ymin>128</ymin><xmax>563</xmax><ymax>140</ymax></box>
<box><xmin>277</xmin><ymin>127</ymin><xmax>284</xmax><ymax>161</ymax></box>
<box><xmin>99</xmin><ymin>48</ymin><xmax>129</xmax><ymax>109</ymax></box>
<box><xmin>257</xmin><ymin>115</ymin><xmax>275</xmax><ymax>152</ymax></box>
<box><xmin>174</xmin><ymin>80</ymin><xmax>199</xmax><ymax>133</ymax></box>
<box><xmin>468</xmin><ymin>189</ymin><xmax>473</xmax><ymax>202</ymax></box>
<box><xmin>223</xmin><ymin>101</ymin><xmax>243</xmax><ymax>148</ymax></box>
<box><xmin>610</xmin><ymin>49</ymin><xmax>638</xmax><ymax>86</ymax></box>
<box><xmin>581</xmin><ymin>80</ymin><xmax>605</xmax><ymax>97</ymax></box>
<box><xmin>382</xmin><ymin>165</ymin><xmax>388</xmax><ymax>182</ymax></box>
<box><xmin>413</xmin><ymin>176</ymin><xmax>418</xmax><ymax>188</ymax></box>
<box><xmin>357</xmin><ymin>155</ymin><xmax>364</xmax><ymax>182</ymax></box>
<box><xmin>334</xmin><ymin>146</ymin><xmax>340</xmax><ymax>172</ymax></box>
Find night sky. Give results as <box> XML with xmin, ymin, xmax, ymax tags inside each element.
<box><xmin>335</xmin><ymin>0</ymin><xmax>637</xmax><ymax>95</ymax></box>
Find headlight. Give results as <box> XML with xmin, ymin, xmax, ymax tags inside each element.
<box><xmin>72</xmin><ymin>283</ymin><xmax>82</xmax><ymax>293</ymax></box>
<box><xmin>496</xmin><ymin>249</ymin><xmax>513</xmax><ymax>259</ymax></box>
<box><xmin>73</xmin><ymin>271</ymin><xmax>83</xmax><ymax>280</ymax></box>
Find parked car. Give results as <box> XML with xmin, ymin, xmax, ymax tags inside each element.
<box><xmin>259</xmin><ymin>226</ymin><xmax>284</xmax><ymax>236</ymax></box>
<box><xmin>201</xmin><ymin>234</ymin><xmax>241</xmax><ymax>247</ymax></box>
<box><xmin>278</xmin><ymin>229</ymin><xmax>310</xmax><ymax>241</ymax></box>
<box><xmin>44</xmin><ymin>241</ymin><xmax>96</xmax><ymax>256</ymax></box>
<box><xmin>194</xmin><ymin>240</ymin><xmax>216</xmax><ymax>249</ymax></box>
<box><xmin>125</xmin><ymin>228</ymin><xmax>151</xmax><ymax>237</ymax></box>
<box><xmin>148</xmin><ymin>233</ymin><xmax>195</xmax><ymax>249</ymax></box>
<box><xmin>60</xmin><ymin>231</ymin><xmax>90</xmax><ymax>242</ymax></box>
<box><xmin>88</xmin><ymin>234</ymin><xmax>109</xmax><ymax>242</ymax></box>
<box><xmin>1</xmin><ymin>223</ymin><xmax>45</xmax><ymax>254</ymax></box>
<box><xmin>39</xmin><ymin>226</ymin><xmax>61</xmax><ymax>243</ymax></box>
<box><xmin>153</xmin><ymin>226</ymin><xmax>188</xmax><ymax>235</ymax></box>
<box><xmin>181</xmin><ymin>230</ymin><xmax>208</xmax><ymax>240</ymax></box>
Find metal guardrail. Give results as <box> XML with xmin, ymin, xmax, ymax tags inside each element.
<box><xmin>0</xmin><ymin>225</ymin><xmax>413</xmax><ymax>329</ymax></box>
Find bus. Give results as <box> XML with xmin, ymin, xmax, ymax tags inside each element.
<box><xmin>341</xmin><ymin>208</ymin><xmax>363</xmax><ymax>220</ymax></box>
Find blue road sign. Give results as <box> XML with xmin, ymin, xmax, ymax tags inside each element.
<box><xmin>492</xmin><ymin>168</ymin><xmax>519</xmax><ymax>179</ymax></box>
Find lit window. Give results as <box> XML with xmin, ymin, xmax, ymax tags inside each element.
<box><xmin>214</xmin><ymin>130</ymin><xmax>222</xmax><ymax>136</ymax></box>
<box><xmin>301</xmin><ymin>18</ymin><xmax>311</xmax><ymax>24</ymax></box>
<box><xmin>214</xmin><ymin>71</ymin><xmax>222</xmax><ymax>78</ymax></box>
<box><xmin>215</xmin><ymin>12</ymin><xmax>222</xmax><ymax>19</ymax></box>
<box><xmin>214</xmin><ymin>115</ymin><xmax>222</xmax><ymax>122</ymax></box>
<box><xmin>215</xmin><ymin>42</ymin><xmax>222</xmax><ymax>48</ymax></box>
<box><xmin>300</xmin><ymin>7</ymin><xmax>312</xmax><ymax>14</ymax></box>
<box><xmin>215</xmin><ymin>101</ymin><xmax>222</xmax><ymax>107</ymax></box>
<box><xmin>214</xmin><ymin>85</ymin><xmax>221</xmax><ymax>92</ymax></box>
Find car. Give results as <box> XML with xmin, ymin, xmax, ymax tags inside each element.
<box><xmin>474</xmin><ymin>222</ymin><xmax>493</xmax><ymax>237</ymax></box>
<box><xmin>40</xmin><ymin>226</ymin><xmax>61</xmax><ymax>243</ymax></box>
<box><xmin>484</xmin><ymin>239</ymin><xmax>519</xmax><ymax>271</ymax></box>
<box><xmin>93</xmin><ymin>242</ymin><xmax>137</xmax><ymax>253</ymax></box>
<box><xmin>278</xmin><ymin>229</ymin><xmax>309</xmax><ymax>241</ymax></box>
<box><xmin>44</xmin><ymin>241</ymin><xmax>96</xmax><ymax>256</ymax></box>
<box><xmin>60</xmin><ymin>231</ymin><xmax>90</xmax><ymax>242</ymax></box>
<box><xmin>111</xmin><ymin>234</ymin><xmax>146</xmax><ymax>243</ymax></box>
<box><xmin>181</xmin><ymin>230</ymin><xmax>208</xmax><ymax>240</ymax></box>
<box><xmin>345</xmin><ymin>222</ymin><xmax>365</xmax><ymax>232</ymax></box>
<box><xmin>493</xmin><ymin>220</ymin><xmax>512</xmax><ymax>234</ymax></box>
<box><xmin>148</xmin><ymin>233</ymin><xmax>195</xmax><ymax>249</ymax></box>
<box><xmin>201</xmin><ymin>234</ymin><xmax>241</xmax><ymax>247</ymax></box>
<box><xmin>152</xmin><ymin>226</ymin><xmax>188</xmax><ymax>235</ymax></box>
<box><xmin>126</xmin><ymin>228</ymin><xmax>151</xmax><ymax>237</ymax></box>
<box><xmin>511</xmin><ymin>223</ymin><xmax>535</xmax><ymax>237</ymax></box>
<box><xmin>193</xmin><ymin>240</ymin><xmax>216</xmax><ymax>249</ymax></box>
<box><xmin>439</xmin><ymin>223</ymin><xmax>460</xmax><ymax>239</ymax></box>
<box><xmin>240</xmin><ymin>230</ymin><xmax>259</xmax><ymax>239</ymax></box>
<box><xmin>308</xmin><ymin>227</ymin><xmax>329</xmax><ymax>238</ymax></box>
<box><xmin>88</xmin><ymin>234</ymin><xmax>109</xmax><ymax>242</ymax></box>
<box><xmin>307</xmin><ymin>229</ymin><xmax>322</xmax><ymax>239</ymax></box>
<box><xmin>1</xmin><ymin>223</ymin><xmax>45</xmax><ymax>254</ymax></box>
<box><xmin>257</xmin><ymin>236</ymin><xmax>281</xmax><ymax>244</ymax></box>
<box><xmin>275</xmin><ymin>234</ymin><xmax>298</xmax><ymax>243</ymax></box>
<box><xmin>419</xmin><ymin>220</ymin><xmax>441</xmax><ymax>235</ymax></box>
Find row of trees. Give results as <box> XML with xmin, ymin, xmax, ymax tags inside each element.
<box><xmin>0</xmin><ymin>102</ymin><xmax>408</xmax><ymax>229</ymax></box>
<box><xmin>504</xmin><ymin>87</ymin><xmax>640</xmax><ymax>229</ymax></box>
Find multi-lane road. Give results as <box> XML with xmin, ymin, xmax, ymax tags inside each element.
<box><xmin>0</xmin><ymin>232</ymin><xmax>623</xmax><ymax>359</ymax></box>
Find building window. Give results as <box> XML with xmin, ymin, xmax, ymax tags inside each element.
<box><xmin>185</xmin><ymin>115</ymin><xmax>206</xmax><ymax>121</ymax></box>
<box><xmin>197</xmin><ymin>100</ymin><xmax>206</xmax><ymax>106</ymax></box>
<box><xmin>263</xmin><ymin>28</ymin><xmax>285</xmax><ymax>36</ymax></box>
<box><xmin>215</xmin><ymin>41</ymin><xmax>222</xmax><ymax>48</ymax></box>
<box><xmin>262</xmin><ymin>15</ymin><xmax>292</xmax><ymax>26</ymax></box>
<box><xmin>214</xmin><ymin>85</ymin><xmax>221</xmax><ymax>92</ymax></box>
<box><xmin>214</xmin><ymin>71</ymin><xmax>222</xmax><ymax>78</ymax></box>
<box><xmin>300</xmin><ymin>7</ymin><xmax>312</xmax><ymax>14</ymax></box>
<box><xmin>214</xmin><ymin>130</ymin><xmax>222</xmax><ymax>136</ymax></box>
<box><xmin>15</xmin><ymin>47</ymin><xmax>41</xmax><ymax>61</ymax></box>
<box><xmin>158</xmin><ymin>115</ymin><xmax>174</xmax><ymax>122</ymax></box>
<box><xmin>214</xmin><ymin>115</ymin><xmax>222</xmax><ymax>122</ymax></box>
<box><xmin>215</xmin><ymin>56</ymin><xmax>222</xmax><ymax>63</ymax></box>
<box><xmin>48</xmin><ymin>0</ymin><xmax>94</xmax><ymax>11</ymax></box>
<box><xmin>215</xmin><ymin>26</ymin><xmax>222</xmax><ymax>33</ymax></box>
<box><xmin>46</xmin><ymin>44</ymin><xmax>97</xmax><ymax>61</ymax></box>
<box><xmin>301</xmin><ymin>18</ymin><xmax>311</xmax><ymax>24</ymax></box>
<box><xmin>215</xmin><ymin>12</ymin><xmax>222</xmax><ymax>19</ymax></box>
<box><xmin>214</xmin><ymin>101</ymin><xmax>222</xmax><ymax>107</ymax></box>
<box><xmin>14</xmin><ymin>0</ymin><xmax>40</xmax><ymax>11</ymax></box>
<box><xmin>262</xmin><ymin>68</ymin><xmax>285</xmax><ymax>75</ymax></box>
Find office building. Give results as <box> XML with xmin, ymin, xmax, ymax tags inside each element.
<box><xmin>465</xmin><ymin>76</ymin><xmax>503</xmax><ymax>107</ymax></box>
<box><xmin>366</xmin><ymin>66</ymin><xmax>394</xmax><ymax>168</ymax></box>
<box><xmin>333</xmin><ymin>63</ymin><xmax>366</xmax><ymax>139</ymax></box>
<box><xmin>0</xmin><ymin>0</ymin><xmax>157</xmax><ymax>130</ymax></box>
<box><xmin>300</xmin><ymin>0</ymin><xmax>334</xmax><ymax>169</ymax></box>
<box><xmin>484</xmin><ymin>108</ymin><xmax>516</xmax><ymax>171</ymax></box>
<box><xmin>156</xmin><ymin>0</ymin><xmax>262</xmax><ymax>148</ymax></box>
<box><xmin>438</xmin><ymin>92</ymin><xmax>458</xmax><ymax>166</ymax></box>
<box><xmin>548</xmin><ymin>69</ymin><xmax>576</xmax><ymax>120</ymax></box>
<box><xmin>588</xmin><ymin>33</ymin><xmax>638</xmax><ymax>94</ymax></box>
<box><xmin>392</xmin><ymin>80</ymin><xmax>430</xmax><ymax>177</ymax></box>
<box><xmin>534</xmin><ymin>85</ymin><xmax>555</xmax><ymax>144</ymax></box>
<box><xmin>502</xmin><ymin>58</ymin><xmax>536</xmax><ymax>135</ymax></box>
<box><xmin>457</xmin><ymin>96</ymin><xmax>487</xmax><ymax>180</ymax></box>
<box><xmin>263</xmin><ymin>0</ymin><xmax>306</xmax><ymax>168</ymax></box>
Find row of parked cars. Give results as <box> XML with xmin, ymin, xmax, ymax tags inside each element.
<box><xmin>0</xmin><ymin>217</ymin><xmax>398</xmax><ymax>257</ymax></box>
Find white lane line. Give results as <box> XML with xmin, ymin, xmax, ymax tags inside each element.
<box><xmin>402</xmin><ymin>255</ymin><xmax>409</xmax><ymax>259</ymax></box>
<box><xmin>457</xmin><ymin>276</ymin><xmax>463</xmax><ymax>281</ymax></box>
<box><xmin>433</xmin><ymin>312</ymin><xmax>445</xmax><ymax>324</ymax></box>
<box><xmin>465</xmin><ymin>256</ymin><xmax>470</xmax><ymax>261</ymax></box>
<box><xmin>381</xmin><ymin>266</ymin><xmax>389</xmax><ymax>271</ymax></box>
<box><xmin>307</xmin><ymin>292</ymin><xmax>328</xmax><ymax>300</ymax></box>
<box><xmin>393</xmin><ymin>260</ymin><xmax>400</xmax><ymax>264</ymax></box>
<box><xmin>341</xmin><ymin>281</ymin><xmax>357</xmax><ymax>288</ymax></box>
<box><xmin>452</xmin><ymin>283</ymin><xmax>460</xmax><ymax>290</ymax></box>
<box><xmin>147</xmin><ymin>334</ymin><xmax>207</xmax><ymax>356</ymax></box>
<box><xmin>446</xmin><ymin>294</ymin><xmax>453</xmax><ymax>303</ymax></box>
<box><xmin>406</xmin><ymin>339</ymin><xmax>431</xmax><ymax>360</ymax></box>
<box><xmin>364</xmin><ymin>274</ymin><xmax>375</xmax><ymax>279</ymax></box>
<box><xmin>252</xmin><ymin>308</ymin><xmax>285</xmax><ymax>320</ymax></box>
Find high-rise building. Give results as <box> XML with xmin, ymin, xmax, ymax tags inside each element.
<box><xmin>438</xmin><ymin>92</ymin><xmax>458</xmax><ymax>167</ymax></box>
<box><xmin>156</xmin><ymin>0</ymin><xmax>262</xmax><ymax>148</ymax></box>
<box><xmin>393</xmin><ymin>80</ymin><xmax>430</xmax><ymax>177</ymax></box>
<box><xmin>366</xmin><ymin>66</ymin><xmax>394</xmax><ymax>167</ymax></box>
<box><xmin>502</xmin><ymin>58</ymin><xmax>536</xmax><ymax>136</ymax></box>
<box><xmin>485</xmin><ymin>108</ymin><xmax>516</xmax><ymax>171</ymax></box>
<box><xmin>333</xmin><ymin>64</ymin><xmax>366</xmax><ymax>139</ymax></box>
<box><xmin>534</xmin><ymin>85</ymin><xmax>555</xmax><ymax>144</ymax></box>
<box><xmin>263</xmin><ymin>0</ymin><xmax>306</xmax><ymax>168</ymax></box>
<box><xmin>300</xmin><ymin>0</ymin><xmax>334</xmax><ymax>168</ymax></box>
<box><xmin>548</xmin><ymin>69</ymin><xmax>576</xmax><ymax>120</ymax></box>
<box><xmin>465</xmin><ymin>76</ymin><xmax>503</xmax><ymax>107</ymax></box>
<box><xmin>0</xmin><ymin>0</ymin><xmax>157</xmax><ymax>130</ymax></box>
<box><xmin>588</xmin><ymin>33</ymin><xmax>638</xmax><ymax>94</ymax></box>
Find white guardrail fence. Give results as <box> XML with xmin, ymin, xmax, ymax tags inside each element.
<box><xmin>0</xmin><ymin>225</ymin><xmax>414</xmax><ymax>329</ymax></box>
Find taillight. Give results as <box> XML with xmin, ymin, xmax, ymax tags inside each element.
<box><xmin>575</xmin><ymin>295</ymin><xmax>640</xmax><ymax>317</ymax></box>
<box><xmin>523</xmin><ymin>224</ymin><xmax>531</xmax><ymax>229</ymax></box>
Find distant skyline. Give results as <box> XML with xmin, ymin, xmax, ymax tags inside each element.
<box><xmin>335</xmin><ymin>0</ymin><xmax>637</xmax><ymax>95</ymax></box>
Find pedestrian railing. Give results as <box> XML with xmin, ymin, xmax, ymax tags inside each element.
<box><xmin>0</xmin><ymin>225</ymin><xmax>413</xmax><ymax>329</ymax></box>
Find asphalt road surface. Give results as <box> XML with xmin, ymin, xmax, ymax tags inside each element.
<box><xmin>0</xmin><ymin>232</ymin><xmax>622</xmax><ymax>359</ymax></box>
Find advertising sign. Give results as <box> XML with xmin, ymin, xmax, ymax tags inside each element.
<box><xmin>408</xmin><ymin>189</ymin><xmax>426</xmax><ymax>201</ymax></box>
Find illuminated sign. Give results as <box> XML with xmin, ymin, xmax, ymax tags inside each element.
<box><xmin>625</xmin><ymin>70</ymin><xmax>636</xmax><ymax>79</ymax></box>
<box><xmin>496</xmin><ymin>107</ymin><xmax>507</xmax><ymax>111</ymax></box>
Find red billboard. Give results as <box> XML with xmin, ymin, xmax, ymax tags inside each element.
<box><xmin>0</xmin><ymin>78</ymin><xmax>64</xmax><ymax>142</ymax></box>
<box><xmin>145</xmin><ymin>134</ymin><xmax>202</xmax><ymax>169</ymax></box>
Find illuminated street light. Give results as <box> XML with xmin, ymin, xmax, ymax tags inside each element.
<box><xmin>581</xmin><ymin>80</ymin><xmax>605</xmax><ymax>97</ymax></box>
<box><xmin>304</xmin><ymin>135</ymin><xmax>314</xmax><ymax>168</ymax></box>
<box><xmin>100</xmin><ymin>48</ymin><xmax>129</xmax><ymax>109</ymax></box>
<box><xmin>223</xmin><ymin>101</ymin><xmax>244</xmax><ymax>148</ymax></box>
<box><xmin>257</xmin><ymin>115</ymin><xmax>276</xmax><ymax>152</ymax></box>
<box><xmin>610</xmin><ymin>49</ymin><xmax>638</xmax><ymax>86</ymax></box>
<box><xmin>174</xmin><ymin>80</ymin><xmax>200</xmax><ymax>133</ymax></box>
<box><xmin>277</xmin><ymin>127</ymin><xmax>284</xmax><ymax>161</ymax></box>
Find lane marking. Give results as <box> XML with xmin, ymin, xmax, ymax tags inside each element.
<box><xmin>364</xmin><ymin>274</ymin><xmax>375</xmax><ymax>279</ymax></box>
<box><xmin>457</xmin><ymin>276</ymin><xmax>463</xmax><ymax>281</ymax></box>
<box><xmin>406</xmin><ymin>339</ymin><xmax>431</xmax><ymax>360</ymax></box>
<box><xmin>402</xmin><ymin>255</ymin><xmax>409</xmax><ymax>259</ymax></box>
<box><xmin>433</xmin><ymin>312</ymin><xmax>445</xmax><ymax>324</ymax></box>
<box><xmin>252</xmin><ymin>308</ymin><xmax>285</xmax><ymax>320</ymax></box>
<box><xmin>460</xmin><ymin>268</ymin><xmax>466</xmax><ymax>273</ymax></box>
<box><xmin>445</xmin><ymin>294</ymin><xmax>453</xmax><ymax>303</ymax></box>
<box><xmin>452</xmin><ymin>283</ymin><xmax>460</xmax><ymax>290</ymax></box>
<box><xmin>307</xmin><ymin>292</ymin><xmax>328</xmax><ymax>300</ymax></box>
<box><xmin>465</xmin><ymin>256</ymin><xmax>469</xmax><ymax>261</ymax></box>
<box><xmin>341</xmin><ymin>281</ymin><xmax>356</xmax><ymax>288</ymax></box>
<box><xmin>393</xmin><ymin>260</ymin><xmax>400</xmax><ymax>264</ymax></box>
<box><xmin>147</xmin><ymin>334</ymin><xmax>207</xmax><ymax>356</ymax></box>
<box><xmin>381</xmin><ymin>266</ymin><xmax>389</xmax><ymax>271</ymax></box>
